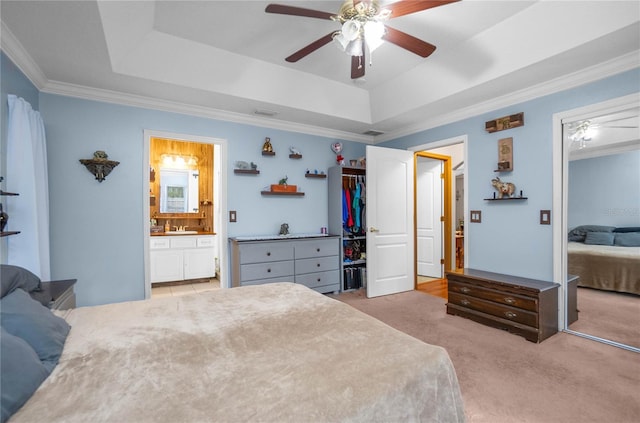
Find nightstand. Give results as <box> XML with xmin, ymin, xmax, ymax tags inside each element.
<box><xmin>30</xmin><ymin>279</ymin><xmax>77</xmax><ymax>310</ymax></box>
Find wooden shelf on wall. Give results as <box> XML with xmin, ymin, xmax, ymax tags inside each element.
<box><xmin>261</xmin><ymin>191</ymin><xmax>305</xmax><ymax>196</ymax></box>
<box><xmin>234</xmin><ymin>169</ymin><xmax>260</xmax><ymax>175</ymax></box>
<box><xmin>0</xmin><ymin>231</ymin><xmax>21</xmax><ymax>237</ymax></box>
<box><xmin>289</xmin><ymin>154</ymin><xmax>302</xmax><ymax>159</ymax></box>
<box><xmin>262</xmin><ymin>151</ymin><xmax>275</xmax><ymax>156</ymax></box>
<box><xmin>484</xmin><ymin>196</ymin><xmax>528</xmax><ymax>201</ymax></box>
<box><xmin>305</xmin><ymin>173</ymin><xmax>327</xmax><ymax>179</ymax></box>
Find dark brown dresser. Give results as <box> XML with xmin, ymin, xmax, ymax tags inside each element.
<box><xmin>446</xmin><ymin>269</ymin><xmax>560</xmax><ymax>343</ymax></box>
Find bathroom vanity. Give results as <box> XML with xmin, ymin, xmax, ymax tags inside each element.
<box><xmin>150</xmin><ymin>233</ymin><xmax>216</xmax><ymax>283</ymax></box>
<box><xmin>229</xmin><ymin>234</ymin><xmax>340</xmax><ymax>294</ymax></box>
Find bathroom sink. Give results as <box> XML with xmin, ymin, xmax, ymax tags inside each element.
<box><xmin>166</xmin><ymin>231</ymin><xmax>198</xmax><ymax>235</ymax></box>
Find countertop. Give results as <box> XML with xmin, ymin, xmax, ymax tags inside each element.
<box><xmin>151</xmin><ymin>231</ymin><xmax>216</xmax><ymax>236</ymax></box>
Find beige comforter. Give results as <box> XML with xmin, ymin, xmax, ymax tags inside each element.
<box><xmin>13</xmin><ymin>283</ymin><xmax>464</xmax><ymax>422</ymax></box>
<box><xmin>568</xmin><ymin>242</ymin><xmax>640</xmax><ymax>295</ymax></box>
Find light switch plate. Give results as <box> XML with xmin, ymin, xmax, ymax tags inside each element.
<box><xmin>229</xmin><ymin>210</ymin><xmax>237</xmax><ymax>222</ymax></box>
<box><xmin>470</xmin><ymin>210</ymin><xmax>482</xmax><ymax>223</ymax></box>
<box><xmin>540</xmin><ymin>210</ymin><xmax>551</xmax><ymax>225</ymax></box>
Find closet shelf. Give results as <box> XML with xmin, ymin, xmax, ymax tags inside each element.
<box><xmin>305</xmin><ymin>173</ymin><xmax>326</xmax><ymax>179</ymax></box>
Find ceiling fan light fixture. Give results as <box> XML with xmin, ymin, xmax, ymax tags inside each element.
<box><xmin>364</xmin><ymin>20</ymin><xmax>385</xmax><ymax>53</ymax></box>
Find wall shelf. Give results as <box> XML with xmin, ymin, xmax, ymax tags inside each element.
<box><xmin>0</xmin><ymin>190</ymin><xmax>19</xmax><ymax>196</ymax></box>
<box><xmin>305</xmin><ymin>173</ymin><xmax>326</xmax><ymax>179</ymax></box>
<box><xmin>0</xmin><ymin>231</ymin><xmax>21</xmax><ymax>237</ymax></box>
<box><xmin>234</xmin><ymin>169</ymin><xmax>260</xmax><ymax>175</ymax></box>
<box><xmin>289</xmin><ymin>154</ymin><xmax>302</xmax><ymax>159</ymax></box>
<box><xmin>261</xmin><ymin>191</ymin><xmax>304</xmax><ymax>196</ymax></box>
<box><xmin>484</xmin><ymin>196</ymin><xmax>528</xmax><ymax>201</ymax></box>
<box><xmin>262</xmin><ymin>151</ymin><xmax>275</xmax><ymax>156</ymax></box>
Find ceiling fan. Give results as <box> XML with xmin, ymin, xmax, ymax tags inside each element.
<box><xmin>265</xmin><ymin>0</ymin><xmax>459</xmax><ymax>79</ymax></box>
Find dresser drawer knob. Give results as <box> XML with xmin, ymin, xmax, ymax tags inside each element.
<box><xmin>504</xmin><ymin>311</ymin><xmax>517</xmax><ymax>319</ymax></box>
<box><xmin>504</xmin><ymin>297</ymin><xmax>516</xmax><ymax>304</ymax></box>
<box><xmin>460</xmin><ymin>299</ymin><xmax>470</xmax><ymax>306</ymax></box>
<box><xmin>266</xmin><ymin>252</ymin><xmax>271</xmax><ymax>256</ymax></box>
<box><xmin>460</xmin><ymin>287</ymin><xmax>471</xmax><ymax>293</ymax></box>
<box><xmin>316</xmin><ymin>248</ymin><xmax>320</xmax><ymax>252</ymax></box>
<box><xmin>317</xmin><ymin>278</ymin><xmax>321</xmax><ymax>282</ymax></box>
<box><xmin>267</xmin><ymin>268</ymin><xmax>271</xmax><ymax>273</ymax></box>
<box><xmin>317</xmin><ymin>263</ymin><xmax>321</xmax><ymax>267</ymax></box>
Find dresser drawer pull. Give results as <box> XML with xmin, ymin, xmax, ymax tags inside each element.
<box><xmin>317</xmin><ymin>278</ymin><xmax>321</xmax><ymax>282</ymax></box>
<box><xmin>317</xmin><ymin>263</ymin><xmax>321</xmax><ymax>267</ymax></box>
<box><xmin>504</xmin><ymin>311</ymin><xmax>518</xmax><ymax>319</ymax></box>
<box><xmin>460</xmin><ymin>287</ymin><xmax>471</xmax><ymax>293</ymax></box>
<box><xmin>266</xmin><ymin>252</ymin><xmax>271</xmax><ymax>256</ymax></box>
<box><xmin>504</xmin><ymin>297</ymin><xmax>516</xmax><ymax>304</ymax></box>
<box><xmin>316</xmin><ymin>248</ymin><xmax>320</xmax><ymax>252</ymax></box>
<box><xmin>460</xmin><ymin>299</ymin><xmax>471</xmax><ymax>306</ymax></box>
<box><xmin>267</xmin><ymin>268</ymin><xmax>271</xmax><ymax>273</ymax></box>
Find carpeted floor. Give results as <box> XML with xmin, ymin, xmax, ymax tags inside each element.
<box><xmin>570</xmin><ymin>287</ymin><xmax>640</xmax><ymax>348</ymax></box>
<box><xmin>332</xmin><ymin>289</ymin><xmax>640</xmax><ymax>423</ymax></box>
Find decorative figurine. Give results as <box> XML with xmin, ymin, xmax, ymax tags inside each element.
<box><xmin>278</xmin><ymin>176</ymin><xmax>288</xmax><ymax>185</ymax></box>
<box><xmin>289</xmin><ymin>146</ymin><xmax>301</xmax><ymax>155</ymax></box>
<box><xmin>491</xmin><ymin>177</ymin><xmax>516</xmax><ymax>199</ymax></box>
<box><xmin>235</xmin><ymin>161</ymin><xmax>250</xmax><ymax>169</ymax></box>
<box><xmin>279</xmin><ymin>223</ymin><xmax>289</xmax><ymax>236</ymax></box>
<box><xmin>262</xmin><ymin>137</ymin><xmax>274</xmax><ymax>153</ymax></box>
<box><xmin>0</xmin><ymin>203</ymin><xmax>8</xmax><ymax>232</ymax></box>
<box><xmin>250</xmin><ymin>162</ymin><xmax>258</xmax><ymax>170</ymax></box>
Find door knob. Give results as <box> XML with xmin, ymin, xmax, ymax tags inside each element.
<box><xmin>369</xmin><ymin>227</ymin><xmax>379</xmax><ymax>233</ymax></box>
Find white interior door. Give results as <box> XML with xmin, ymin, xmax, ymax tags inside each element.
<box><xmin>366</xmin><ymin>146</ymin><xmax>415</xmax><ymax>298</ymax></box>
<box><xmin>416</xmin><ymin>158</ymin><xmax>443</xmax><ymax>277</ymax></box>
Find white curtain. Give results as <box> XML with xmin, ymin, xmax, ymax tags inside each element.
<box><xmin>6</xmin><ymin>94</ymin><xmax>51</xmax><ymax>280</ymax></box>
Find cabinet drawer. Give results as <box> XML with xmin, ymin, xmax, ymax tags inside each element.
<box><xmin>240</xmin><ymin>260</ymin><xmax>294</xmax><ymax>282</ymax></box>
<box><xmin>170</xmin><ymin>237</ymin><xmax>197</xmax><ymax>249</ymax></box>
<box><xmin>295</xmin><ymin>238</ymin><xmax>338</xmax><ymax>259</ymax></box>
<box><xmin>296</xmin><ymin>270</ymin><xmax>340</xmax><ymax>289</ymax></box>
<box><xmin>448</xmin><ymin>292</ymin><xmax>538</xmax><ymax>328</ymax></box>
<box><xmin>239</xmin><ymin>242</ymin><xmax>294</xmax><ymax>264</ymax></box>
<box><xmin>448</xmin><ymin>280</ymin><xmax>537</xmax><ymax>312</ymax></box>
<box><xmin>197</xmin><ymin>236</ymin><xmax>215</xmax><ymax>247</ymax></box>
<box><xmin>295</xmin><ymin>256</ymin><xmax>339</xmax><ymax>274</ymax></box>
<box><xmin>241</xmin><ymin>277</ymin><xmax>292</xmax><ymax>287</ymax></box>
<box><xmin>150</xmin><ymin>238</ymin><xmax>170</xmax><ymax>249</ymax></box>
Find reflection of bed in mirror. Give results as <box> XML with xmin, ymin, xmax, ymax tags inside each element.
<box><xmin>567</xmin><ymin>226</ymin><xmax>640</xmax><ymax>295</ymax></box>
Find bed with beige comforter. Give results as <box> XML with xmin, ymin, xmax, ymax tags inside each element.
<box><xmin>12</xmin><ymin>282</ymin><xmax>464</xmax><ymax>422</ymax></box>
<box><xmin>568</xmin><ymin>242</ymin><xmax>640</xmax><ymax>295</ymax></box>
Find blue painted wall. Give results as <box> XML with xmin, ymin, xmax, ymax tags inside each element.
<box><xmin>38</xmin><ymin>93</ymin><xmax>364</xmax><ymax>306</ymax></box>
<box><xmin>568</xmin><ymin>151</ymin><xmax>640</xmax><ymax>228</ymax></box>
<box><xmin>2</xmin><ymin>50</ymin><xmax>639</xmax><ymax>303</ymax></box>
<box><xmin>380</xmin><ymin>68</ymin><xmax>640</xmax><ymax>280</ymax></box>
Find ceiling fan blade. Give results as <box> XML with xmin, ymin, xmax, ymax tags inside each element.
<box><xmin>383</xmin><ymin>26</ymin><xmax>436</xmax><ymax>57</ymax></box>
<box><xmin>351</xmin><ymin>54</ymin><xmax>366</xmax><ymax>79</ymax></box>
<box><xmin>385</xmin><ymin>0</ymin><xmax>460</xmax><ymax>19</ymax></box>
<box><xmin>286</xmin><ymin>32</ymin><xmax>335</xmax><ymax>62</ymax></box>
<box><xmin>265</xmin><ymin>4</ymin><xmax>334</xmax><ymax>20</ymax></box>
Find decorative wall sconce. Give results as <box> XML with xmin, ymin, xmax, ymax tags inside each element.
<box><xmin>79</xmin><ymin>150</ymin><xmax>120</xmax><ymax>183</ymax></box>
<box><xmin>485</xmin><ymin>112</ymin><xmax>524</xmax><ymax>133</ymax></box>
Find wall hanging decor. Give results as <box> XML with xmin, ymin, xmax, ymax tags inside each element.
<box><xmin>485</xmin><ymin>112</ymin><xmax>524</xmax><ymax>133</ymax></box>
<box><xmin>262</xmin><ymin>137</ymin><xmax>275</xmax><ymax>155</ymax></box>
<box><xmin>79</xmin><ymin>150</ymin><xmax>120</xmax><ymax>182</ymax></box>
<box><xmin>496</xmin><ymin>137</ymin><xmax>513</xmax><ymax>171</ymax></box>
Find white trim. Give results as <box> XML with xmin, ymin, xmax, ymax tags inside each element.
<box><xmin>552</xmin><ymin>92</ymin><xmax>640</xmax><ymax>335</ymax></box>
<box><xmin>409</xmin><ymin>134</ymin><xmax>469</xmax><ymax>270</ymax></box>
<box><xmin>374</xmin><ymin>52</ymin><xmax>639</xmax><ymax>143</ymax></box>
<box><xmin>143</xmin><ymin>129</ymin><xmax>229</xmax><ymax>299</ymax></box>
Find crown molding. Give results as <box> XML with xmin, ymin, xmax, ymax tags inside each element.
<box><xmin>0</xmin><ymin>20</ymin><xmax>47</xmax><ymax>89</ymax></box>
<box><xmin>41</xmin><ymin>80</ymin><xmax>373</xmax><ymax>143</ymax></box>
<box><xmin>375</xmin><ymin>51</ymin><xmax>640</xmax><ymax>143</ymax></box>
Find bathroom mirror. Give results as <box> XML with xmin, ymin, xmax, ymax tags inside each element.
<box><xmin>159</xmin><ymin>168</ymin><xmax>199</xmax><ymax>213</ymax></box>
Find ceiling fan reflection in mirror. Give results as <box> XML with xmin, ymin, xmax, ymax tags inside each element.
<box><xmin>265</xmin><ymin>0</ymin><xmax>459</xmax><ymax>79</ymax></box>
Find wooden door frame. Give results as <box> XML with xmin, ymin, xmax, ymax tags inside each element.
<box><xmin>414</xmin><ymin>151</ymin><xmax>452</xmax><ymax>288</ymax></box>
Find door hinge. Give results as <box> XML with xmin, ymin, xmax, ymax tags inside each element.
<box><xmin>441</xmin><ymin>173</ymin><xmax>445</xmax><ymax>179</ymax></box>
<box><xmin>440</xmin><ymin>216</ymin><xmax>445</xmax><ymax>222</ymax></box>
<box><xmin>440</xmin><ymin>258</ymin><xmax>445</xmax><ymax>264</ymax></box>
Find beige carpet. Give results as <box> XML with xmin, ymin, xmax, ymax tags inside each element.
<box><xmin>570</xmin><ymin>287</ymin><xmax>640</xmax><ymax>348</ymax></box>
<box><xmin>332</xmin><ymin>289</ymin><xmax>640</xmax><ymax>423</ymax></box>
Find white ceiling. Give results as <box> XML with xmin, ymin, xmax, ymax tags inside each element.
<box><xmin>1</xmin><ymin>0</ymin><xmax>639</xmax><ymax>142</ymax></box>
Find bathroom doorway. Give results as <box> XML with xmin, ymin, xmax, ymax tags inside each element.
<box><xmin>142</xmin><ymin>130</ymin><xmax>228</xmax><ymax>299</ymax></box>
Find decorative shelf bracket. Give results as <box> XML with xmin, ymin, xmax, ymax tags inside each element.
<box><xmin>79</xmin><ymin>151</ymin><xmax>119</xmax><ymax>182</ymax></box>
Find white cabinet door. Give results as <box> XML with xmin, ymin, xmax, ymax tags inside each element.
<box><xmin>151</xmin><ymin>249</ymin><xmax>184</xmax><ymax>283</ymax></box>
<box><xmin>184</xmin><ymin>248</ymin><xmax>215</xmax><ymax>280</ymax></box>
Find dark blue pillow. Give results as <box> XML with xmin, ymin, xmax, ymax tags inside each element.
<box><xmin>613</xmin><ymin>227</ymin><xmax>640</xmax><ymax>233</ymax></box>
<box><xmin>614</xmin><ymin>232</ymin><xmax>640</xmax><ymax>247</ymax></box>
<box><xmin>567</xmin><ymin>225</ymin><xmax>615</xmax><ymax>242</ymax></box>
<box><xmin>584</xmin><ymin>232</ymin><xmax>615</xmax><ymax>246</ymax></box>
<box><xmin>1</xmin><ymin>327</ymin><xmax>50</xmax><ymax>423</ymax></box>
<box><xmin>1</xmin><ymin>265</ymin><xmax>41</xmax><ymax>298</ymax></box>
<box><xmin>0</xmin><ymin>289</ymin><xmax>70</xmax><ymax>372</ymax></box>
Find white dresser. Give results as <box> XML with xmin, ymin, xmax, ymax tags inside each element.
<box><xmin>229</xmin><ymin>235</ymin><xmax>340</xmax><ymax>294</ymax></box>
<box><xmin>150</xmin><ymin>235</ymin><xmax>216</xmax><ymax>283</ymax></box>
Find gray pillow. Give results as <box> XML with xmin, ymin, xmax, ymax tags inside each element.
<box><xmin>0</xmin><ymin>289</ymin><xmax>70</xmax><ymax>372</ymax></box>
<box><xmin>613</xmin><ymin>227</ymin><xmax>640</xmax><ymax>233</ymax></box>
<box><xmin>614</xmin><ymin>232</ymin><xmax>640</xmax><ymax>247</ymax></box>
<box><xmin>1</xmin><ymin>265</ymin><xmax>41</xmax><ymax>298</ymax></box>
<box><xmin>584</xmin><ymin>231</ymin><xmax>615</xmax><ymax>246</ymax></box>
<box><xmin>1</xmin><ymin>327</ymin><xmax>50</xmax><ymax>423</ymax></box>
